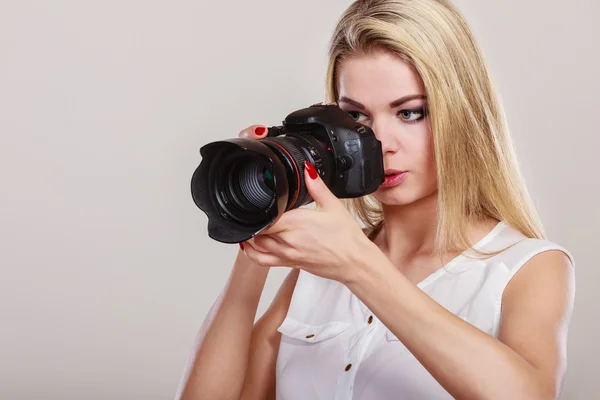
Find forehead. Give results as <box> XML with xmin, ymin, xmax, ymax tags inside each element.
<box><xmin>337</xmin><ymin>51</ymin><xmax>425</xmax><ymax>105</ymax></box>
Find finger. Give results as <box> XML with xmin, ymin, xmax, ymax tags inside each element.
<box><xmin>260</xmin><ymin>208</ymin><xmax>316</xmax><ymax>236</ymax></box>
<box><xmin>247</xmin><ymin>237</ymin><xmax>268</xmax><ymax>253</ymax></box>
<box><xmin>238</xmin><ymin>125</ymin><xmax>269</xmax><ymax>140</ymax></box>
<box><xmin>260</xmin><ymin>222</ymin><xmax>287</xmax><ymax>236</ymax></box>
<box><xmin>259</xmin><ymin>213</ymin><xmax>294</xmax><ymax>236</ymax></box>
<box><xmin>241</xmin><ymin>240</ymin><xmax>285</xmax><ymax>267</ymax></box>
<box><xmin>253</xmin><ymin>234</ymin><xmax>296</xmax><ymax>261</ymax></box>
<box><xmin>304</xmin><ymin>161</ymin><xmax>339</xmax><ymax>210</ymax></box>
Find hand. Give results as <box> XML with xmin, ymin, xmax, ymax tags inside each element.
<box><xmin>240</xmin><ymin>159</ymin><xmax>374</xmax><ymax>285</ymax></box>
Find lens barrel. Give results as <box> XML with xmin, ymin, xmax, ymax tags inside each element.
<box><xmin>191</xmin><ymin>132</ymin><xmax>334</xmax><ymax>243</ymax></box>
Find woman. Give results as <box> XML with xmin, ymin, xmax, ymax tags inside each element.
<box><xmin>176</xmin><ymin>0</ymin><xmax>575</xmax><ymax>399</ymax></box>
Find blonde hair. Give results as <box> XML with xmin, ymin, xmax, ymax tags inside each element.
<box><xmin>324</xmin><ymin>0</ymin><xmax>546</xmax><ymax>256</ymax></box>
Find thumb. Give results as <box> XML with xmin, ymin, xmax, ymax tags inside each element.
<box><xmin>304</xmin><ymin>161</ymin><xmax>338</xmax><ymax>209</ymax></box>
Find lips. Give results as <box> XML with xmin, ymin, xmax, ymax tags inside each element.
<box><xmin>384</xmin><ymin>169</ymin><xmax>405</xmax><ymax>176</ymax></box>
<box><xmin>381</xmin><ymin>170</ymin><xmax>408</xmax><ymax>188</ymax></box>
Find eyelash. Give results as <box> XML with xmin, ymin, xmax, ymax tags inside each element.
<box><xmin>347</xmin><ymin>107</ymin><xmax>427</xmax><ymax>124</ymax></box>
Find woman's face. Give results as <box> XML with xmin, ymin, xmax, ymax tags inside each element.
<box><xmin>337</xmin><ymin>50</ymin><xmax>438</xmax><ymax>206</ymax></box>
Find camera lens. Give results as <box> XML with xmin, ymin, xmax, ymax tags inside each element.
<box><xmin>191</xmin><ymin>132</ymin><xmax>335</xmax><ymax>242</ymax></box>
<box><xmin>214</xmin><ymin>134</ymin><xmax>333</xmax><ymax>224</ymax></box>
<box><xmin>262</xmin><ymin>133</ymin><xmax>333</xmax><ymax>210</ymax></box>
<box><xmin>214</xmin><ymin>152</ymin><xmax>277</xmax><ymax>225</ymax></box>
<box><xmin>228</xmin><ymin>158</ymin><xmax>274</xmax><ymax>211</ymax></box>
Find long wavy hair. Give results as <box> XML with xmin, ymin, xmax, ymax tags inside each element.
<box><xmin>323</xmin><ymin>0</ymin><xmax>545</xmax><ymax>256</ymax></box>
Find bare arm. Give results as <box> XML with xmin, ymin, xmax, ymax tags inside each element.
<box><xmin>240</xmin><ymin>267</ymin><xmax>299</xmax><ymax>400</ymax></box>
<box><xmin>347</xmin><ymin>240</ymin><xmax>575</xmax><ymax>400</ymax></box>
<box><xmin>497</xmin><ymin>250</ymin><xmax>575</xmax><ymax>399</ymax></box>
<box><xmin>175</xmin><ymin>248</ymin><xmax>298</xmax><ymax>400</ymax></box>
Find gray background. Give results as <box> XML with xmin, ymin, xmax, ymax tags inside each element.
<box><xmin>0</xmin><ymin>0</ymin><xmax>597</xmax><ymax>399</ymax></box>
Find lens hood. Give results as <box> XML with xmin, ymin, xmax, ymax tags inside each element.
<box><xmin>191</xmin><ymin>138</ymin><xmax>290</xmax><ymax>243</ymax></box>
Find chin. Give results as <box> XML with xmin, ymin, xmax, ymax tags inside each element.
<box><xmin>373</xmin><ymin>186</ymin><xmax>437</xmax><ymax>207</ymax></box>
<box><xmin>373</xmin><ymin>193</ymin><xmax>418</xmax><ymax>207</ymax></box>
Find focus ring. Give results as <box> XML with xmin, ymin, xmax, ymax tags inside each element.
<box><xmin>276</xmin><ymin>137</ymin><xmax>308</xmax><ymax>209</ymax></box>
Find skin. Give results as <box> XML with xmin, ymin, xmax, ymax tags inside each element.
<box><xmin>177</xmin><ymin>50</ymin><xmax>575</xmax><ymax>400</ymax></box>
<box><xmin>335</xmin><ymin>50</ymin><xmax>497</xmax><ymax>279</ymax></box>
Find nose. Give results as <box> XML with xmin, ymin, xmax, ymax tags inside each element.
<box><xmin>372</xmin><ymin>117</ymin><xmax>399</xmax><ymax>155</ymax></box>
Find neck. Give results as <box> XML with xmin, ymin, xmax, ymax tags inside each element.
<box><xmin>375</xmin><ymin>193</ymin><xmax>500</xmax><ymax>270</ymax></box>
<box><xmin>378</xmin><ymin>191</ymin><xmax>440</xmax><ymax>263</ymax></box>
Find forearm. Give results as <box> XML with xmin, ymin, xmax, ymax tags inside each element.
<box><xmin>177</xmin><ymin>250</ymin><xmax>270</xmax><ymax>400</ymax></box>
<box><xmin>346</xmin><ymin>242</ymin><xmax>552</xmax><ymax>400</ymax></box>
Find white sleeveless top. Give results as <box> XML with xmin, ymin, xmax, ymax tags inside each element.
<box><xmin>275</xmin><ymin>221</ymin><xmax>574</xmax><ymax>400</ymax></box>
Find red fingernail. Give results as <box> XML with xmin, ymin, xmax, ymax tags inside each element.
<box><xmin>239</xmin><ymin>242</ymin><xmax>245</xmax><ymax>251</ymax></box>
<box><xmin>254</xmin><ymin>127</ymin><xmax>266</xmax><ymax>136</ymax></box>
<box><xmin>305</xmin><ymin>161</ymin><xmax>318</xmax><ymax>179</ymax></box>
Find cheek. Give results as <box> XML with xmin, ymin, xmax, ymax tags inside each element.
<box><xmin>410</xmin><ymin>129</ymin><xmax>437</xmax><ymax>190</ymax></box>
<box><xmin>407</xmin><ymin>128</ymin><xmax>435</xmax><ymax>172</ymax></box>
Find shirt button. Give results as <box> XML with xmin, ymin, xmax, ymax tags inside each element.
<box><xmin>345</xmin><ymin>363</ymin><xmax>352</xmax><ymax>371</ymax></box>
<box><xmin>305</xmin><ymin>334</ymin><xmax>315</xmax><ymax>338</ymax></box>
<box><xmin>367</xmin><ymin>315</ymin><xmax>373</xmax><ymax>324</ymax></box>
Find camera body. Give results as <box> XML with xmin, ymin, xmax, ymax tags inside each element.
<box><xmin>190</xmin><ymin>103</ymin><xmax>384</xmax><ymax>244</ymax></box>
<box><xmin>266</xmin><ymin>103</ymin><xmax>384</xmax><ymax>199</ymax></box>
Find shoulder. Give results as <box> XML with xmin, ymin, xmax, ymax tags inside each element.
<box><xmin>496</xmin><ymin>236</ymin><xmax>576</xmax><ymax>345</ymax></box>
<box><xmin>493</xmin><ymin>233</ymin><xmax>575</xmax><ymax>303</ymax></box>
<box><xmin>481</xmin><ymin>223</ymin><xmax>576</xmax><ymax>325</ymax></box>
<box><xmin>488</xmin><ymin>224</ymin><xmax>575</xmax><ymax>278</ymax></box>
<box><xmin>501</xmin><ymin>239</ymin><xmax>575</xmax><ymax>308</ymax></box>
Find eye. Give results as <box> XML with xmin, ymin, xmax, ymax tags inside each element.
<box><xmin>398</xmin><ymin>107</ymin><xmax>426</xmax><ymax>123</ymax></box>
<box><xmin>347</xmin><ymin>111</ymin><xmax>368</xmax><ymax>124</ymax></box>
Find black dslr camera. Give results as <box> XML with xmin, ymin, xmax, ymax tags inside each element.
<box><xmin>190</xmin><ymin>103</ymin><xmax>384</xmax><ymax>243</ymax></box>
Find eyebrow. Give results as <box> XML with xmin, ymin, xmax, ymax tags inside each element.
<box><xmin>338</xmin><ymin>94</ymin><xmax>427</xmax><ymax>110</ymax></box>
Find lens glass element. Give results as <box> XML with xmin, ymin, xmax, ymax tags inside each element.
<box><xmin>215</xmin><ymin>153</ymin><xmax>276</xmax><ymax>224</ymax></box>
